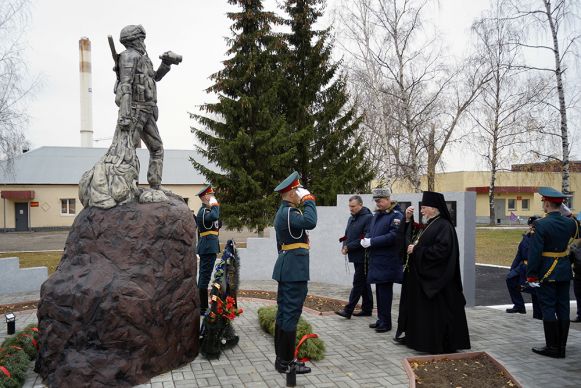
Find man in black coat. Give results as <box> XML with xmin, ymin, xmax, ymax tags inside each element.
<box><xmin>404</xmin><ymin>191</ymin><xmax>470</xmax><ymax>353</ymax></box>
<box><xmin>335</xmin><ymin>195</ymin><xmax>373</xmax><ymax>319</ymax></box>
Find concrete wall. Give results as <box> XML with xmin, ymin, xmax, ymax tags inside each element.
<box><xmin>0</xmin><ymin>257</ymin><xmax>48</xmax><ymax>294</ymax></box>
<box><xmin>238</xmin><ymin>191</ymin><xmax>476</xmax><ymax>306</ymax></box>
<box><xmin>0</xmin><ymin>184</ymin><xmax>204</xmax><ymax>230</ymax></box>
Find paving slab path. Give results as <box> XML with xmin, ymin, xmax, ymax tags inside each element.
<box><xmin>3</xmin><ymin>285</ymin><xmax>580</xmax><ymax>388</ymax></box>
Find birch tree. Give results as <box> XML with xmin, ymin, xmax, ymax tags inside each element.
<box><xmin>335</xmin><ymin>0</ymin><xmax>489</xmax><ymax>191</ymax></box>
<box><xmin>0</xmin><ymin>0</ymin><xmax>33</xmax><ymax>168</ymax></box>
<box><xmin>507</xmin><ymin>0</ymin><xmax>580</xmax><ymax>196</ymax></box>
<box><xmin>471</xmin><ymin>0</ymin><xmax>548</xmax><ymax>225</ymax></box>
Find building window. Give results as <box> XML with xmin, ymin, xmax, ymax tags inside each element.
<box><xmin>521</xmin><ymin>199</ymin><xmax>530</xmax><ymax>210</ymax></box>
<box><xmin>507</xmin><ymin>199</ymin><xmax>516</xmax><ymax>211</ymax></box>
<box><xmin>61</xmin><ymin>199</ymin><xmax>76</xmax><ymax>215</ymax></box>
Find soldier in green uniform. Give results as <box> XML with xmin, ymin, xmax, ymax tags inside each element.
<box><xmin>272</xmin><ymin>171</ymin><xmax>317</xmax><ymax>375</ymax></box>
<box><xmin>196</xmin><ymin>185</ymin><xmax>221</xmax><ymax>314</ymax></box>
<box><xmin>527</xmin><ymin>187</ymin><xmax>578</xmax><ymax>358</ymax></box>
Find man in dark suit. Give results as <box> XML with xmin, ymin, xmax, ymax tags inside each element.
<box><xmin>528</xmin><ymin>187</ymin><xmax>578</xmax><ymax>358</ymax></box>
<box><xmin>272</xmin><ymin>171</ymin><xmax>317</xmax><ymax>375</ymax></box>
<box><xmin>336</xmin><ymin>195</ymin><xmax>373</xmax><ymax>318</ymax></box>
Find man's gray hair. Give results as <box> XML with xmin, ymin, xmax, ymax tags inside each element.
<box><xmin>349</xmin><ymin>195</ymin><xmax>363</xmax><ymax>205</ymax></box>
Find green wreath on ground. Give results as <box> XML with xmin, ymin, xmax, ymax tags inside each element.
<box><xmin>257</xmin><ymin>305</ymin><xmax>325</xmax><ymax>361</ymax></box>
<box><xmin>0</xmin><ymin>324</ymin><xmax>40</xmax><ymax>388</ymax></box>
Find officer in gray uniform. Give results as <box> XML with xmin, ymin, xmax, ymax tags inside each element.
<box><xmin>272</xmin><ymin>171</ymin><xmax>317</xmax><ymax>375</ymax></box>
<box><xmin>116</xmin><ymin>25</ymin><xmax>180</xmax><ymax>189</ymax></box>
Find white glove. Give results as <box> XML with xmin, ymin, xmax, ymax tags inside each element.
<box><xmin>360</xmin><ymin>238</ymin><xmax>371</xmax><ymax>248</ymax></box>
<box><xmin>295</xmin><ymin>187</ymin><xmax>310</xmax><ymax>199</ymax></box>
<box><xmin>209</xmin><ymin>196</ymin><xmax>218</xmax><ymax>206</ymax></box>
<box><xmin>527</xmin><ymin>281</ymin><xmax>540</xmax><ymax>288</ymax></box>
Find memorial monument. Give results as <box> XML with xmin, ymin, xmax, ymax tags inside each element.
<box><xmin>34</xmin><ymin>26</ymin><xmax>198</xmax><ymax>388</ymax></box>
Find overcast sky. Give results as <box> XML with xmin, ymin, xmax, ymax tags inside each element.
<box><xmin>21</xmin><ymin>0</ymin><xmax>561</xmax><ymax>172</ymax></box>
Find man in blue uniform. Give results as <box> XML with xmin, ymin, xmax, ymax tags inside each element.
<box><xmin>362</xmin><ymin>188</ymin><xmax>404</xmax><ymax>333</ymax></box>
<box><xmin>272</xmin><ymin>171</ymin><xmax>317</xmax><ymax>374</ymax></box>
<box><xmin>196</xmin><ymin>185</ymin><xmax>221</xmax><ymax>315</ymax></box>
<box><xmin>505</xmin><ymin>216</ymin><xmax>542</xmax><ymax>319</ymax></box>
<box><xmin>527</xmin><ymin>187</ymin><xmax>578</xmax><ymax>358</ymax></box>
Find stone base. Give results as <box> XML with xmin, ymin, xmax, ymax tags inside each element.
<box><xmin>35</xmin><ymin>194</ymin><xmax>199</xmax><ymax>388</ymax></box>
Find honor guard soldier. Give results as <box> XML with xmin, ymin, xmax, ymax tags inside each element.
<box><xmin>196</xmin><ymin>185</ymin><xmax>221</xmax><ymax>314</ymax></box>
<box><xmin>272</xmin><ymin>172</ymin><xmax>317</xmax><ymax>375</ymax></box>
<box><xmin>527</xmin><ymin>187</ymin><xmax>579</xmax><ymax>358</ymax></box>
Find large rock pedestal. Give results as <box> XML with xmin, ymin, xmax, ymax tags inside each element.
<box><xmin>35</xmin><ymin>195</ymin><xmax>199</xmax><ymax>388</ymax></box>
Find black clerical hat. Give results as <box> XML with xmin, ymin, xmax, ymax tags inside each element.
<box><xmin>421</xmin><ymin>191</ymin><xmax>451</xmax><ymax>221</ymax></box>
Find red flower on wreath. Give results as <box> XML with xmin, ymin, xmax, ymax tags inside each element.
<box><xmin>207</xmin><ymin>295</ymin><xmax>243</xmax><ymax>322</ymax></box>
<box><xmin>0</xmin><ymin>365</ymin><xmax>11</xmax><ymax>378</ymax></box>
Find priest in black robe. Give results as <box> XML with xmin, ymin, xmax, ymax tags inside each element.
<box><xmin>402</xmin><ymin>191</ymin><xmax>470</xmax><ymax>354</ymax></box>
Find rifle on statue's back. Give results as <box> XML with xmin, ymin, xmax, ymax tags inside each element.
<box><xmin>108</xmin><ymin>35</ymin><xmax>120</xmax><ymax>92</ymax></box>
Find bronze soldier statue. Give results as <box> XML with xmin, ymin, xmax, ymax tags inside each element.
<box><xmin>79</xmin><ymin>25</ymin><xmax>181</xmax><ymax>208</ymax></box>
<box><xmin>115</xmin><ymin>24</ymin><xmax>181</xmax><ymax>191</ymax></box>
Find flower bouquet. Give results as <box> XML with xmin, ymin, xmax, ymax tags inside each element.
<box><xmin>200</xmin><ymin>240</ymin><xmax>242</xmax><ymax>359</ymax></box>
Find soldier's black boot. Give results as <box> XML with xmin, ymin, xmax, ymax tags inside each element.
<box><xmin>274</xmin><ymin>323</ymin><xmax>281</xmax><ymax>370</ymax></box>
<box><xmin>532</xmin><ymin>320</ymin><xmax>560</xmax><ymax>358</ymax></box>
<box><xmin>276</xmin><ymin>330</ymin><xmax>311</xmax><ymax>374</ymax></box>
<box><xmin>558</xmin><ymin>319</ymin><xmax>569</xmax><ymax>358</ymax></box>
<box><xmin>199</xmin><ymin>288</ymin><xmax>208</xmax><ymax>315</ymax></box>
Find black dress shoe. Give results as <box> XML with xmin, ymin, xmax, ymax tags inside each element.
<box><xmin>369</xmin><ymin>322</ymin><xmax>378</xmax><ymax>329</ymax></box>
<box><xmin>393</xmin><ymin>336</ymin><xmax>407</xmax><ymax>345</ymax></box>
<box><xmin>571</xmin><ymin>316</ymin><xmax>581</xmax><ymax>323</ymax></box>
<box><xmin>375</xmin><ymin>326</ymin><xmax>391</xmax><ymax>333</ymax></box>
<box><xmin>276</xmin><ymin>360</ymin><xmax>311</xmax><ymax>374</ymax></box>
<box><xmin>335</xmin><ymin>309</ymin><xmax>352</xmax><ymax>319</ymax></box>
<box><xmin>532</xmin><ymin>346</ymin><xmax>561</xmax><ymax>358</ymax></box>
<box><xmin>352</xmin><ymin>311</ymin><xmax>372</xmax><ymax>317</ymax></box>
<box><xmin>505</xmin><ymin>307</ymin><xmax>526</xmax><ymax>314</ymax></box>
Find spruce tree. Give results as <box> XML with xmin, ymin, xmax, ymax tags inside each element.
<box><xmin>191</xmin><ymin>0</ymin><xmax>292</xmax><ymax>233</ymax></box>
<box><xmin>282</xmin><ymin>0</ymin><xmax>374</xmax><ymax>205</ymax></box>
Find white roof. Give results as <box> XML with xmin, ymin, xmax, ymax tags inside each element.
<box><xmin>0</xmin><ymin>146</ymin><xmax>211</xmax><ymax>185</ymax></box>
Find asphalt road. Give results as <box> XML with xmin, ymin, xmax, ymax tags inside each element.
<box><xmin>475</xmin><ymin>264</ymin><xmax>576</xmax><ymax>307</ymax></box>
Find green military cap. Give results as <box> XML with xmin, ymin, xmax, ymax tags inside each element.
<box><xmin>274</xmin><ymin>171</ymin><xmax>302</xmax><ymax>193</ymax></box>
<box><xmin>538</xmin><ymin>186</ymin><xmax>569</xmax><ymax>204</ymax></box>
<box><xmin>197</xmin><ymin>184</ymin><xmax>214</xmax><ymax>197</ymax></box>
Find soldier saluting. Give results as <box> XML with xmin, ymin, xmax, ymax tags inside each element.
<box><xmin>527</xmin><ymin>187</ymin><xmax>579</xmax><ymax>358</ymax></box>
<box><xmin>272</xmin><ymin>171</ymin><xmax>317</xmax><ymax>375</ymax></box>
<box><xmin>196</xmin><ymin>185</ymin><xmax>221</xmax><ymax>315</ymax></box>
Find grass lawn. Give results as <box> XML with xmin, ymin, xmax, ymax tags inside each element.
<box><xmin>0</xmin><ymin>231</ymin><xmax>521</xmax><ymax>275</ymax></box>
<box><xmin>0</xmin><ymin>251</ymin><xmax>62</xmax><ymax>275</ymax></box>
<box><xmin>475</xmin><ymin>228</ymin><xmax>525</xmax><ymax>267</ymax></box>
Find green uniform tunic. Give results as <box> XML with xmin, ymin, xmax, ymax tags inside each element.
<box><xmin>197</xmin><ymin>204</ymin><xmax>220</xmax><ymax>288</ymax></box>
<box><xmin>272</xmin><ymin>200</ymin><xmax>317</xmax><ymax>331</ymax></box>
<box><xmin>527</xmin><ymin>211</ymin><xmax>578</xmax><ymax>320</ymax></box>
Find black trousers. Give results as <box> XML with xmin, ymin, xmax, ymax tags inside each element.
<box><xmin>375</xmin><ymin>282</ymin><xmax>393</xmax><ymax>330</ymax></box>
<box><xmin>345</xmin><ymin>262</ymin><xmax>373</xmax><ymax>313</ymax></box>
<box><xmin>537</xmin><ymin>281</ymin><xmax>570</xmax><ymax>321</ymax></box>
<box><xmin>574</xmin><ymin>276</ymin><xmax>581</xmax><ymax>319</ymax></box>
<box><xmin>506</xmin><ymin>275</ymin><xmax>525</xmax><ymax>310</ymax></box>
